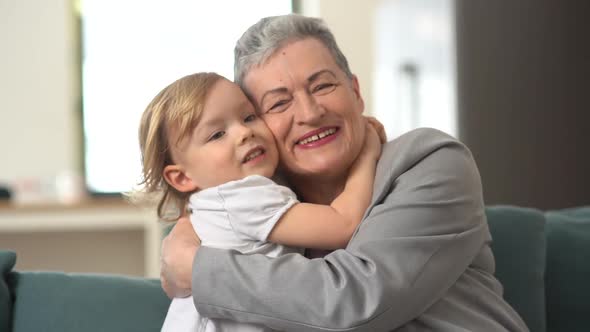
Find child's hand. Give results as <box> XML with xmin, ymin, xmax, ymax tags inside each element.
<box><xmin>365</xmin><ymin>116</ymin><xmax>387</xmax><ymax>144</ymax></box>
<box><xmin>347</xmin><ymin>118</ymin><xmax>382</xmax><ymax>181</ymax></box>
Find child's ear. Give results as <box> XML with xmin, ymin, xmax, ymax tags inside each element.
<box><xmin>163</xmin><ymin>164</ymin><xmax>199</xmax><ymax>193</ymax></box>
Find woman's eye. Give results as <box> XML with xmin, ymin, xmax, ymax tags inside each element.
<box><xmin>268</xmin><ymin>100</ymin><xmax>289</xmax><ymax>113</ymax></box>
<box><xmin>244</xmin><ymin>113</ymin><xmax>257</xmax><ymax>122</ymax></box>
<box><xmin>312</xmin><ymin>83</ymin><xmax>336</xmax><ymax>94</ymax></box>
<box><xmin>208</xmin><ymin>131</ymin><xmax>225</xmax><ymax>141</ymax></box>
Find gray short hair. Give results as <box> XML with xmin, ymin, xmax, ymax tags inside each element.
<box><xmin>234</xmin><ymin>14</ymin><xmax>353</xmax><ymax>88</ymax></box>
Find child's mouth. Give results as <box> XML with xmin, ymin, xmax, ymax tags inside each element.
<box><xmin>243</xmin><ymin>147</ymin><xmax>265</xmax><ymax>163</ymax></box>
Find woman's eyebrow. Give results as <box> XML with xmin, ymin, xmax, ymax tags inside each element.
<box><xmin>307</xmin><ymin>69</ymin><xmax>337</xmax><ymax>83</ymax></box>
<box><xmin>258</xmin><ymin>70</ymin><xmax>337</xmax><ymax>106</ymax></box>
<box><xmin>260</xmin><ymin>87</ymin><xmax>289</xmax><ymax>106</ymax></box>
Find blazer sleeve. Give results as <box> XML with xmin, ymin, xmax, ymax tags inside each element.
<box><xmin>191</xmin><ymin>129</ymin><xmax>490</xmax><ymax>331</ymax></box>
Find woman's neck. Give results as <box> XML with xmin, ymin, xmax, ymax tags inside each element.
<box><xmin>287</xmin><ymin>173</ymin><xmax>346</xmax><ymax>205</ymax></box>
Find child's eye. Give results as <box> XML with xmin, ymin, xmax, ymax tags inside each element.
<box><xmin>208</xmin><ymin>131</ymin><xmax>225</xmax><ymax>141</ymax></box>
<box><xmin>244</xmin><ymin>113</ymin><xmax>257</xmax><ymax>122</ymax></box>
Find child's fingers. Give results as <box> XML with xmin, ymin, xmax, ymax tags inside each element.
<box><xmin>365</xmin><ymin>116</ymin><xmax>387</xmax><ymax>143</ymax></box>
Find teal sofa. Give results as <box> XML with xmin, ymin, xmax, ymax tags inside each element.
<box><xmin>1</xmin><ymin>206</ymin><xmax>589</xmax><ymax>332</ymax></box>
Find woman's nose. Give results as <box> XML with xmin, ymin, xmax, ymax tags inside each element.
<box><xmin>295</xmin><ymin>93</ymin><xmax>325</xmax><ymax>125</ymax></box>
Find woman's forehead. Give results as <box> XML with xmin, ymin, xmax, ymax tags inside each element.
<box><xmin>270</xmin><ymin>38</ymin><xmax>336</xmax><ymax>69</ymax></box>
<box><xmin>244</xmin><ymin>39</ymin><xmax>342</xmax><ymax>91</ymax></box>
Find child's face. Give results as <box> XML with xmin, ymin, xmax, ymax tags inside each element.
<box><xmin>171</xmin><ymin>79</ymin><xmax>279</xmax><ymax>191</ymax></box>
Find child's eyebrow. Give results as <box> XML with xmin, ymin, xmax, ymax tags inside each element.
<box><xmin>237</xmin><ymin>99</ymin><xmax>254</xmax><ymax>111</ymax></box>
<box><xmin>194</xmin><ymin>99</ymin><xmax>253</xmax><ymax>130</ymax></box>
<box><xmin>194</xmin><ymin>116</ymin><xmax>223</xmax><ymax>132</ymax></box>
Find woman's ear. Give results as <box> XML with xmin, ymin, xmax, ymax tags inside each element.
<box><xmin>163</xmin><ymin>164</ymin><xmax>199</xmax><ymax>193</ymax></box>
<box><xmin>350</xmin><ymin>75</ymin><xmax>365</xmax><ymax>114</ymax></box>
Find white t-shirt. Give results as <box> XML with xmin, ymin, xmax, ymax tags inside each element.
<box><xmin>161</xmin><ymin>175</ymin><xmax>302</xmax><ymax>332</ymax></box>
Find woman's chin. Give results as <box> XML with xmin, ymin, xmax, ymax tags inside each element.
<box><xmin>284</xmin><ymin>142</ymin><xmax>360</xmax><ymax>179</ymax></box>
<box><xmin>288</xmin><ymin>157</ymin><xmax>353</xmax><ymax>180</ymax></box>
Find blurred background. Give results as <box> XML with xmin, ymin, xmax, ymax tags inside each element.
<box><xmin>1</xmin><ymin>0</ymin><xmax>588</xmax><ymax>277</ymax></box>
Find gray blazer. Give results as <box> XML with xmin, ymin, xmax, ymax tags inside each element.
<box><xmin>191</xmin><ymin>128</ymin><xmax>529</xmax><ymax>331</ymax></box>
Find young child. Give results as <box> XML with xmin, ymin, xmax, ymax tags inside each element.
<box><xmin>136</xmin><ymin>72</ymin><xmax>381</xmax><ymax>332</ymax></box>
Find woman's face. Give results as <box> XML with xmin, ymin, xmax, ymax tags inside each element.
<box><xmin>242</xmin><ymin>38</ymin><xmax>366</xmax><ymax>181</ymax></box>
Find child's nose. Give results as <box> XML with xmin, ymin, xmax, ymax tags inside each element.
<box><xmin>237</xmin><ymin>124</ymin><xmax>254</xmax><ymax>144</ymax></box>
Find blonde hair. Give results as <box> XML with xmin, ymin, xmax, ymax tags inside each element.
<box><xmin>135</xmin><ymin>72</ymin><xmax>224</xmax><ymax>221</ymax></box>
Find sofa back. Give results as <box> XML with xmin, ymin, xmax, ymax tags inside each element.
<box><xmin>2</xmin><ymin>206</ymin><xmax>589</xmax><ymax>332</ymax></box>
<box><xmin>0</xmin><ymin>251</ymin><xmax>170</xmax><ymax>332</ymax></box>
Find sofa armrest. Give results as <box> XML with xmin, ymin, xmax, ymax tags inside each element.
<box><xmin>545</xmin><ymin>207</ymin><xmax>590</xmax><ymax>332</ymax></box>
<box><xmin>486</xmin><ymin>206</ymin><xmax>547</xmax><ymax>332</ymax></box>
<box><xmin>1</xmin><ymin>251</ymin><xmax>16</xmax><ymax>332</ymax></box>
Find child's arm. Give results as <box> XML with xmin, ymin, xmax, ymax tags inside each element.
<box><xmin>268</xmin><ymin>119</ymin><xmax>382</xmax><ymax>250</ymax></box>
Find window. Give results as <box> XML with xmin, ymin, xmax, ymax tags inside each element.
<box><xmin>81</xmin><ymin>0</ymin><xmax>292</xmax><ymax>194</ymax></box>
<box><xmin>374</xmin><ymin>0</ymin><xmax>457</xmax><ymax>139</ymax></box>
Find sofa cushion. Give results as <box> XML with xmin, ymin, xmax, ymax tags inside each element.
<box><xmin>7</xmin><ymin>270</ymin><xmax>171</xmax><ymax>332</ymax></box>
<box><xmin>545</xmin><ymin>207</ymin><xmax>590</xmax><ymax>332</ymax></box>
<box><xmin>0</xmin><ymin>250</ymin><xmax>16</xmax><ymax>332</ymax></box>
<box><xmin>486</xmin><ymin>206</ymin><xmax>546</xmax><ymax>332</ymax></box>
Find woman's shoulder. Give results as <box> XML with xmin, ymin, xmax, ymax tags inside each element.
<box><xmin>380</xmin><ymin>127</ymin><xmax>467</xmax><ymax>169</ymax></box>
<box><xmin>372</xmin><ymin>128</ymin><xmax>482</xmax><ymax>206</ymax></box>
<box><xmin>386</xmin><ymin>127</ymin><xmax>459</xmax><ymax>152</ymax></box>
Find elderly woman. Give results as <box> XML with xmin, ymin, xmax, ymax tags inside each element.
<box><xmin>160</xmin><ymin>14</ymin><xmax>528</xmax><ymax>331</ymax></box>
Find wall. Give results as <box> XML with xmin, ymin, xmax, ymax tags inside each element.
<box><xmin>0</xmin><ymin>0</ymin><xmax>376</xmax><ymax>187</ymax></box>
<box><xmin>2</xmin><ymin>0</ymin><xmax>588</xmax><ymax>275</ymax></box>
<box><xmin>456</xmin><ymin>0</ymin><xmax>590</xmax><ymax>209</ymax></box>
<box><xmin>317</xmin><ymin>0</ymin><xmax>590</xmax><ymax>209</ymax></box>
<box><xmin>0</xmin><ymin>230</ymin><xmax>145</xmax><ymax>276</ymax></box>
<box><xmin>0</xmin><ymin>0</ymin><xmax>379</xmax><ymax>275</ymax></box>
<box><xmin>307</xmin><ymin>0</ymin><xmax>377</xmax><ymax>116</ymax></box>
<box><xmin>0</xmin><ymin>0</ymin><xmax>80</xmax><ymax>185</ymax></box>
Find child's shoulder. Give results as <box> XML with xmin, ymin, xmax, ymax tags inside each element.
<box><xmin>216</xmin><ymin>175</ymin><xmax>297</xmax><ymax>202</ymax></box>
<box><xmin>221</xmin><ymin>175</ymin><xmax>277</xmax><ymax>189</ymax></box>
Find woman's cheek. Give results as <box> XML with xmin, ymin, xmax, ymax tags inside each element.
<box><xmin>264</xmin><ymin>115</ymin><xmax>289</xmax><ymax>147</ymax></box>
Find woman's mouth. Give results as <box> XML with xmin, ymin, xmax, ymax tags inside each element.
<box><xmin>296</xmin><ymin>128</ymin><xmax>338</xmax><ymax>147</ymax></box>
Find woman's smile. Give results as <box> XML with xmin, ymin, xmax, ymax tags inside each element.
<box><xmin>295</xmin><ymin>127</ymin><xmax>339</xmax><ymax>148</ymax></box>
